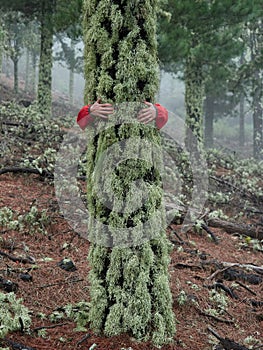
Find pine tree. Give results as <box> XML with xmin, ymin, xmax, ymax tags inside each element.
<box><xmin>158</xmin><ymin>0</ymin><xmax>263</xmax><ymax>152</ymax></box>
<box><xmin>1</xmin><ymin>0</ymin><xmax>83</xmax><ymax>116</ymax></box>
<box><xmin>83</xmin><ymin>0</ymin><xmax>175</xmax><ymax>346</ymax></box>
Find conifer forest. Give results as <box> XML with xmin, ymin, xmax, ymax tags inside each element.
<box><xmin>0</xmin><ymin>1</ymin><xmax>262</xmax><ymax>349</ymax></box>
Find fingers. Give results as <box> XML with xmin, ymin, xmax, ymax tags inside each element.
<box><xmin>90</xmin><ymin>100</ymin><xmax>156</xmax><ymax>124</ymax></box>
<box><xmin>90</xmin><ymin>99</ymin><xmax>114</xmax><ymax>120</ymax></box>
<box><xmin>137</xmin><ymin>102</ymin><xmax>156</xmax><ymax>124</ymax></box>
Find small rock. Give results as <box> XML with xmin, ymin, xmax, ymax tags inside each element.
<box><xmin>57</xmin><ymin>258</ymin><xmax>77</xmax><ymax>272</ymax></box>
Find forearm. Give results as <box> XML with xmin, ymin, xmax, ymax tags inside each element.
<box><xmin>154</xmin><ymin>103</ymin><xmax>168</xmax><ymax>129</ymax></box>
<box><xmin>77</xmin><ymin>105</ymin><xmax>95</xmax><ymax>130</ymax></box>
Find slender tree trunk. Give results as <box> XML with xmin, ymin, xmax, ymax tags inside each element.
<box><xmin>37</xmin><ymin>0</ymin><xmax>54</xmax><ymax>118</ymax></box>
<box><xmin>204</xmin><ymin>94</ymin><xmax>214</xmax><ymax>149</ymax></box>
<box><xmin>185</xmin><ymin>52</ymin><xmax>204</xmax><ymax>153</ymax></box>
<box><xmin>239</xmin><ymin>92</ymin><xmax>245</xmax><ymax>147</ymax></box>
<box><xmin>252</xmin><ymin>69</ymin><xmax>263</xmax><ymax>159</ymax></box>
<box><xmin>25</xmin><ymin>49</ymin><xmax>30</xmax><ymax>92</ymax></box>
<box><xmin>13</xmin><ymin>58</ymin><xmax>18</xmax><ymax>95</ymax></box>
<box><xmin>31</xmin><ymin>52</ymin><xmax>37</xmax><ymax>97</ymax></box>
<box><xmin>69</xmin><ymin>68</ymin><xmax>74</xmax><ymax>104</ymax></box>
<box><xmin>83</xmin><ymin>0</ymin><xmax>175</xmax><ymax>346</ymax></box>
<box><xmin>68</xmin><ymin>39</ymin><xmax>74</xmax><ymax>105</ymax></box>
<box><xmin>239</xmin><ymin>53</ymin><xmax>245</xmax><ymax>147</ymax></box>
<box><xmin>250</xmin><ymin>22</ymin><xmax>263</xmax><ymax>159</ymax></box>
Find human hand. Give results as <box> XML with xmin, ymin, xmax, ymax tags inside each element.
<box><xmin>137</xmin><ymin>101</ymin><xmax>157</xmax><ymax>124</ymax></box>
<box><xmin>90</xmin><ymin>98</ymin><xmax>114</xmax><ymax>120</ymax></box>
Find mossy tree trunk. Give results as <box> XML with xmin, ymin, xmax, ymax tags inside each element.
<box><xmin>83</xmin><ymin>0</ymin><xmax>175</xmax><ymax>346</ymax></box>
<box><xmin>204</xmin><ymin>94</ymin><xmax>214</xmax><ymax>149</ymax></box>
<box><xmin>250</xmin><ymin>23</ymin><xmax>263</xmax><ymax>159</ymax></box>
<box><xmin>37</xmin><ymin>0</ymin><xmax>54</xmax><ymax>118</ymax></box>
<box><xmin>185</xmin><ymin>51</ymin><xmax>205</xmax><ymax>154</ymax></box>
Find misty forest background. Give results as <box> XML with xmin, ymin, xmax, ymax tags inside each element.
<box><xmin>0</xmin><ymin>0</ymin><xmax>262</xmax><ymax>159</ymax></box>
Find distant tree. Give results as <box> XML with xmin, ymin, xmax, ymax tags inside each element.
<box><xmin>0</xmin><ymin>0</ymin><xmax>83</xmax><ymax>116</ymax></box>
<box><xmin>204</xmin><ymin>62</ymin><xmax>239</xmax><ymax>149</ymax></box>
<box><xmin>158</xmin><ymin>0</ymin><xmax>262</xmax><ymax>152</ymax></box>
<box><xmin>83</xmin><ymin>0</ymin><xmax>175</xmax><ymax>346</ymax></box>
<box><xmin>54</xmin><ymin>30</ymin><xmax>83</xmax><ymax>104</ymax></box>
<box><xmin>23</xmin><ymin>19</ymin><xmax>40</xmax><ymax>95</ymax></box>
<box><xmin>249</xmin><ymin>20</ymin><xmax>263</xmax><ymax>159</ymax></box>
<box><xmin>231</xmin><ymin>20</ymin><xmax>263</xmax><ymax>158</ymax></box>
<box><xmin>2</xmin><ymin>11</ymin><xmax>27</xmax><ymax>94</ymax></box>
<box><xmin>0</xmin><ymin>13</ymin><xmax>6</xmax><ymax>74</ymax></box>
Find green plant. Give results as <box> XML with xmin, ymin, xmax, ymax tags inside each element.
<box><xmin>49</xmin><ymin>301</ymin><xmax>90</xmax><ymax>331</ymax></box>
<box><xmin>205</xmin><ymin>290</ymin><xmax>229</xmax><ymax>316</ymax></box>
<box><xmin>0</xmin><ymin>292</ymin><xmax>31</xmax><ymax>339</ymax></box>
<box><xmin>0</xmin><ymin>205</ymin><xmax>50</xmax><ymax>235</ymax></box>
<box><xmin>177</xmin><ymin>290</ymin><xmax>187</xmax><ymax>306</ymax></box>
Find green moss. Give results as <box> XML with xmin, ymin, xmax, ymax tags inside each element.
<box><xmin>0</xmin><ymin>292</ymin><xmax>31</xmax><ymax>339</ymax></box>
<box><xmin>83</xmin><ymin>0</ymin><xmax>175</xmax><ymax>346</ymax></box>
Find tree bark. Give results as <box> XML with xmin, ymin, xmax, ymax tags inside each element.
<box><xmin>13</xmin><ymin>57</ymin><xmax>18</xmax><ymax>95</ymax></box>
<box><xmin>250</xmin><ymin>23</ymin><xmax>263</xmax><ymax>159</ymax></box>
<box><xmin>239</xmin><ymin>92</ymin><xmax>245</xmax><ymax>147</ymax></box>
<box><xmin>83</xmin><ymin>0</ymin><xmax>175</xmax><ymax>346</ymax></box>
<box><xmin>185</xmin><ymin>44</ymin><xmax>205</xmax><ymax>154</ymax></box>
<box><xmin>204</xmin><ymin>94</ymin><xmax>214</xmax><ymax>149</ymax></box>
<box><xmin>37</xmin><ymin>0</ymin><xmax>54</xmax><ymax>118</ymax></box>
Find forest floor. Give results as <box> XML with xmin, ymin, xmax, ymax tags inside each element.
<box><xmin>0</xmin><ymin>77</ymin><xmax>262</xmax><ymax>350</ymax></box>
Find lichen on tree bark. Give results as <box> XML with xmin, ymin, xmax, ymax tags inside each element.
<box><xmin>83</xmin><ymin>0</ymin><xmax>175</xmax><ymax>346</ymax></box>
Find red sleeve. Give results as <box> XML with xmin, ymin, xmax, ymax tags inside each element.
<box><xmin>77</xmin><ymin>105</ymin><xmax>95</xmax><ymax>130</ymax></box>
<box><xmin>154</xmin><ymin>103</ymin><xmax>168</xmax><ymax>129</ymax></box>
<box><xmin>77</xmin><ymin>103</ymin><xmax>168</xmax><ymax>130</ymax></box>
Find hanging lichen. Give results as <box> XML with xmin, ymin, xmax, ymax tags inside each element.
<box><xmin>83</xmin><ymin>0</ymin><xmax>175</xmax><ymax>346</ymax></box>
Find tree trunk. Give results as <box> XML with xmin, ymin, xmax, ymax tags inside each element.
<box><xmin>239</xmin><ymin>92</ymin><xmax>245</xmax><ymax>147</ymax></box>
<box><xmin>185</xmin><ymin>51</ymin><xmax>204</xmax><ymax>154</ymax></box>
<box><xmin>69</xmin><ymin>68</ymin><xmax>74</xmax><ymax>105</ymax></box>
<box><xmin>83</xmin><ymin>0</ymin><xmax>175</xmax><ymax>346</ymax></box>
<box><xmin>68</xmin><ymin>39</ymin><xmax>74</xmax><ymax>105</ymax></box>
<box><xmin>252</xmin><ymin>69</ymin><xmax>263</xmax><ymax>159</ymax></box>
<box><xmin>250</xmin><ymin>23</ymin><xmax>263</xmax><ymax>159</ymax></box>
<box><xmin>239</xmin><ymin>53</ymin><xmax>245</xmax><ymax>148</ymax></box>
<box><xmin>13</xmin><ymin>58</ymin><xmax>18</xmax><ymax>95</ymax></box>
<box><xmin>31</xmin><ymin>52</ymin><xmax>37</xmax><ymax>97</ymax></box>
<box><xmin>37</xmin><ymin>0</ymin><xmax>54</xmax><ymax>118</ymax></box>
<box><xmin>204</xmin><ymin>94</ymin><xmax>214</xmax><ymax>149</ymax></box>
<box><xmin>25</xmin><ymin>49</ymin><xmax>30</xmax><ymax>93</ymax></box>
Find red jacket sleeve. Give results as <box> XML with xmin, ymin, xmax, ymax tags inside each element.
<box><xmin>154</xmin><ymin>103</ymin><xmax>168</xmax><ymax>129</ymax></box>
<box><xmin>77</xmin><ymin>103</ymin><xmax>168</xmax><ymax>130</ymax></box>
<box><xmin>77</xmin><ymin>105</ymin><xmax>94</xmax><ymax>130</ymax></box>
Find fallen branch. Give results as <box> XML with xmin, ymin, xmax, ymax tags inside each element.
<box><xmin>32</xmin><ymin>322</ymin><xmax>69</xmax><ymax>332</ymax></box>
<box><xmin>76</xmin><ymin>333</ymin><xmax>91</xmax><ymax>346</ymax></box>
<box><xmin>165</xmin><ymin>202</ymin><xmax>263</xmax><ymax>240</ymax></box>
<box><xmin>207</xmin><ymin>326</ymin><xmax>249</xmax><ymax>350</ymax></box>
<box><xmin>201</xmin><ymin>222</ymin><xmax>218</xmax><ymax>243</ymax></box>
<box><xmin>2</xmin><ymin>339</ymin><xmax>36</xmax><ymax>350</ymax></box>
<box><xmin>236</xmin><ymin>281</ymin><xmax>257</xmax><ymax>296</ymax></box>
<box><xmin>207</xmin><ymin>217</ymin><xmax>263</xmax><ymax>240</ymax></box>
<box><xmin>209</xmin><ymin>175</ymin><xmax>255</xmax><ymax>198</ymax></box>
<box><xmin>204</xmin><ymin>261</ymin><xmax>263</xmax><ymax>285</ymax></box>
<box><xmin>214</xmin><ymin>282</ymin><xmax>238</xmax><ymax>299</ymax></box>
<box><xmin>0</xmin><ymin>250</ymin><xmax>35</xmax><ymax>264</ymax></box>
<box><xmin>221</xmin><ymin>262</ymin><xmax>263</xmax><ymax>275</ymax></box>
<box><xmin>0</xmin><ymin>166</ymin><xmax>53</xmax><ymax>178</ymax></box>
<box><xmin>198</xmin><ymin>309</ymin><xmax>234</xmax><ymax>324</ymax></box>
